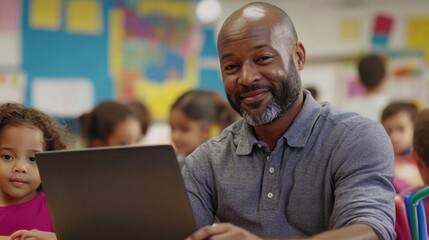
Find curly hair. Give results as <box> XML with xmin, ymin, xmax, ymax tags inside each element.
<box><xmin>0</xmin><ymin>103</ymin><xmax>67</xmax><ymax>151</ymax></box>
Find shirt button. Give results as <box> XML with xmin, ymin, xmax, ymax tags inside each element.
<box><xmin>266</xmin><ymin>156</ymin><xmax>270</xmax><ymax>161</ymax></box>
<box><xmin>269</xmin><ymin>167</ymin><xmax>274</xmax><ymax>173</ymax></box>
<box><xmin>267</xmin><ymin>192</ymin><xmax>273</xmax><ymax>198</ymax></box>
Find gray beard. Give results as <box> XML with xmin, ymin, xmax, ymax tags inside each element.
<box><xmin>241</xmin><ymin>99</ymin><xmax>283</xmax><ymax>126</ymax></box>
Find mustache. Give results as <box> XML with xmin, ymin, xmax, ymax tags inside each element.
<box><xmin>236</xmin><ymin>83</ymin><xmax>274</xmax><ymax>98</ymax></box>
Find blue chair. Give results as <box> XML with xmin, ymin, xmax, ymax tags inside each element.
<box><xmin>405</xmin><ymin>186</ymin><xmax>429</xmax><ymax>240</ymax></box>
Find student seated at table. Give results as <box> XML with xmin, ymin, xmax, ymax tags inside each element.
<box><xmin>79</xmin><ymin>100</ymin><xmax>143</xmax><ymax>147</ymax></box>
<box><xmin>169</xmin><ymin>90</ymin><xmax>239</xmax><ymax>168</ymax></box>
<box><xmin>0</xmin><ymin>103</ymin><xmax>67</xmax><ymax>240</ymax></box>
<box><xmin>381</xmin><ymin>101</ymin><xmax>423</xmax><ymax>192</ymax></box>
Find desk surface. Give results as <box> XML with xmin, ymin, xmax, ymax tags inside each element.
<box><xmin>0</xmin><ymin>236</ymin><xmax>8</xmax><ymax>240</ymax></box>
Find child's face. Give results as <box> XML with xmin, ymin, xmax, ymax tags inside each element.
<box><xmin>382</xmin><ymin>111</ymin><xmax>414</xmax><ymax>156</ymax></box>
<box><xmin>98</xmin><ymin>116</ymin><xmax>143</xmax><ymax>147</ymax></box>
<box><xmin>169</xmin><ymin>109</ymin><xmax>210</xmax><ymax>156</ymax></box>
<box><xmin>0</xmin><ymin>125</ymin><xmax>44</xmax><ymax>206</ymax></box>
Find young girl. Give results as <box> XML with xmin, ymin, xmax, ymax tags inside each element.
<box><xmin>79</xmin><ymin>100</ymin><xmax>143</xmax><ymax>147</ymax></box>
<box><xmin>169</xmin><ymin>90</ymin><xmax>240</xmax><ymax>168</ymax></box>
<box><xmin>381</xmin><ymin>101</ymin><xmax>423</xmax><ymax>191</ymax></box>
<box><xmin>0</xmin><ymin>103</ymin><xmax>67</xmax><ymax>240</ymax></box>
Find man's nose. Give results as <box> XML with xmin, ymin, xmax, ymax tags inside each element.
<box><xmin>239</xmin><ymin>62</ymin><xmax>261</xmax><ymax>86</ymax></box>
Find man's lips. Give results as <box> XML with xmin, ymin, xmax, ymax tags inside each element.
<box><xmin>240</xmin><ymin>89</ymin><xmax>270</xmax><ymax>105</ymax></box>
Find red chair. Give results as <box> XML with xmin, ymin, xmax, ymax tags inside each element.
<box><xmin>395</xmin><ymin>194</ymin><xmax>413</xmax><ymax>240</ymax></box>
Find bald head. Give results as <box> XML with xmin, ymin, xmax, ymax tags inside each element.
<box><xmin>217</xmin><ymin>2</ymin><xmax>297</xmax><ymax>49</ymax></box>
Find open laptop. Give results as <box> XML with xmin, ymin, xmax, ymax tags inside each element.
<box><xmin>36</xmin><ymin>145</ymin><xmax>196</xmax><ymax>240</ymax></box>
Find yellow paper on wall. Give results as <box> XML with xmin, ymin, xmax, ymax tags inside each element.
<box><xmin>30</xmin><ymin>0</ymin><xmax>61</xmax><ymax>30</ymax></box>
<box><xmin>67</xmin><ymin>0</ymin><xmax>102</xmax><ymax>34</ymax></box>
<box><xmin>408</xmin><ymin>17</ymin><xmax>429</xmax><ymax>63</ymax></box>
<box><xmin>138</xmin><ymin>0</ymin><xmax>190</xmax><ymax>18</ymax></box>
<box><xmin>109</xmin><ymin>8</ymin><xmax>124</xmax><ymax>81</ymax></box>
<box><xmin>339</xmin><ymin>17</ymin><xmax>361</xmax><ymax>41</ymax></box>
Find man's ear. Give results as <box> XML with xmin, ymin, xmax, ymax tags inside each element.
<box><xmin>294</xmin><ymin>41</ymin><xmax>306</xmax><ymax>70</ymax></box>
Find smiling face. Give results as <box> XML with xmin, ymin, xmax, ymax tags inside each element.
<box><xmin>0</xmin><ymin>125</ymin><xmax>44</xmax><ymax>206</ymax></box>
<box><xmin>217</xmin><ymin>4</ymin><xmax>304</xmax><ymax>126</ymax></box>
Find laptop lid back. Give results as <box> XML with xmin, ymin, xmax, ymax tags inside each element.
<box><xmin>36</xmin><ymin>145</ymin><xmax>196</xmax><ymax>240</ymax></box>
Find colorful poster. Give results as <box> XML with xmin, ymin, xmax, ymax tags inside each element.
<box><xmin>112</xmin><ymin>0</ymin><xmax>202</xmax><ymax>120</ymax></box>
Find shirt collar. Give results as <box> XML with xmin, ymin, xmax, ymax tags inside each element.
<box><xmin>234</xmin><ymin>90</ymin><xmax>321</xmax><ymax>155</ymax></box>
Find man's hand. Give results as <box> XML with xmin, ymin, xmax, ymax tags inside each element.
<box><xmin>185</xmin><ymin>223</ymin><xmax>263</xmax><ymax>240</ymax></box>
<box><xmin>9</xmin><ymin>230</ymin><xmax>57</xmax><ymax>240</ymax></box>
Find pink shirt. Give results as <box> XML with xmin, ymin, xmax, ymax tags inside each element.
<box><xmin>0</xmin><ymin>192</ymin><xmax>54</xmax><ymax>235</ymax></box>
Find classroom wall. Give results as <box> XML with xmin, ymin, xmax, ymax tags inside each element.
<box><xmin>217</xmin><ymin>0</ymin><xmax>429</xmax><ymax>107</ymax></box>
<box><xmin>0</xmin><ymin>0</ymin><xmax>428</xmax><ymax>122</ymax></box>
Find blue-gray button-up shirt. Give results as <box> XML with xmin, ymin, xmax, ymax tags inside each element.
<box><xmin>182</xmin><ymin>91</ymin><xmax>395</xmax><ymax>239</ymax></box>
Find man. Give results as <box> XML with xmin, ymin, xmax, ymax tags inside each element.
<box><xmin>183</xmin><ymin>2</ymin><xmax>395</xmax><ymax>240</ymax></box>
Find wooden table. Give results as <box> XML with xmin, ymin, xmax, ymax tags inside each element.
<box><xmin>0</xmin><ymin>236</ymin><xmax>8</xmax><ymax>240</ymax></box>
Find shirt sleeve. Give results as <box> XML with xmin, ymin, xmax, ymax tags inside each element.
<box><xmin>182</xmin><ymin>143</ymin><xmax>216</xmax><ymax>229</ymax></box>
<box><xmin>330</xmin><ymin>120</ymin><xmax>396</xmax><ymax>240</ymax></box>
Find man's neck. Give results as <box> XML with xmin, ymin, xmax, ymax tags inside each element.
<box><xmin>253</xmin><ymin>92</ymin><xmax>304</xmax><ymax>151</ymax></box>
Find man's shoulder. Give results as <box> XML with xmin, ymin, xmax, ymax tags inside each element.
<box><xmin>318</xmin><ymin>101</ymin><xmax>385</xmax><ymax>134</ymax></box>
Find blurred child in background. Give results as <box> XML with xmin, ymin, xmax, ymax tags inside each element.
<box><xmin>342</xmin><ymin>54</ymin><xmax>389</xmax><ymax>121</ymax></box>
<box><xmin>126</xmin><ymin>100</ymin><xmax>152</xmax><ymax>139</ymax></box>
<box><xmin>169</xmin><ymin>90</ymin><xmax>240</xmax><ymax>168</ymax></box>
<box><xmin>79</xmin><ymin>100</ymin><xmax>143</xmax><ymax>148</ymax></box>
<box><xmin>381</xmin><ymin>101</ymin><xmax>422</xmax><ymax>191</ymax></box>
<box><xmin>0</xmin><ymin>103</ymin><xmax>67</xmax><ymax>240</ymax></box>
<box><xmin>413</xmin><ymin>108</ymin><xmax>429</xmax><ymax>184</ymax></box>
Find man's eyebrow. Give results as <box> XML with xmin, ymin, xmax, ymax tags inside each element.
<box><xmin>220</xmin><ymin>44</ymin><xmax>272</xmax><ymax>61</ymax></box>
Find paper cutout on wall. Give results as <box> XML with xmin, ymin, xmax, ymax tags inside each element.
<box><xmin>371</xmin><ymin>14</ymin><xmax>394</xmax><ymax>47</ymax></box>
<box><xmin>109</xmin><ymin>8</ymin><xmax>124</xmax><ymax>81</ymax></box>
<box><xmin>339</xmin><ymin>17</ymin><xmax>361</xmax><ymax>41</ymax></box>
<box><xmin>0</xmin><ymin>0</ymin><xmax>20</xmax><ymax>32</ymax></box>
<box><xmin>0</xmin><ymin>72</ymin><xmax>26</xmax><ymax>104</ymax></box>
<box><xmin>32</xmin><ymin>78</ymin><xmax>94</xmax><ymax>117</ymax></box>
<box><xmin>66</xmin><ymin>0</ymin><xmax>102</xmax><ymax>34</ymax></box>
<box><xmin>407</xmin><ymin>17</ymin><xmax>429</xmax><ymax>63</ymax></box>
<box><xmin>0</xmin><ymin>0</ymin><xmax>21</xmax><ymax>67</ymax></box>
<box><xmin>0</xmin><ymin>33</ymin><xmax>21</xmax><ymax>67</ymax></box>
<box><xmin>29</xmin><ymin>0</ymin><xmax>61</xmax><ymax>30</ymax></box>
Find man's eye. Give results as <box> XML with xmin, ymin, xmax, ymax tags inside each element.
<box><xmin>224</xmin><ymin>64</ymin><xmax>238</xmax><ymax>71</ymax></box>
<box><xmin>29</xmin><ymin>156</ymin><xmax>37</xmax><ymax>162</ymax></box>
<box><xmin>257</xmin><ymin>55</ymin><xmax>272</xmax><ymax>62</ymax></box>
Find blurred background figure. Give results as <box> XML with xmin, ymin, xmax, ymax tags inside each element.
<box><xmin>381</xmin><ymin>101</ymin><xmax>422</xmax><ymax>192</ymax></box>
<box><xmin>342</xmin><ymin>54</ymin><xmax>390</xmax><ymax>121</ymax></box>
<box><xmin>79</xmin><ymin>100</ymin><xmax>143</xmax><ymax>148</ymax></box>
<box><xmin>126</xmin><ymin>100</ymin><xmax>152</xmax><ymax>141</ymax></box>
<box><xmin>169</xmin><ymin>90</ymin><xmax>240</xmax><ymax>168</ymax></box>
